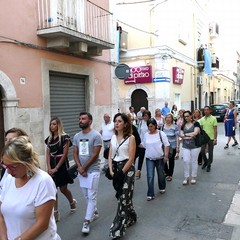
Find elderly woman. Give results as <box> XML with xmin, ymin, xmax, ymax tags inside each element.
<box><xmin>154</xmin><ymin>108</ymin><xmax>165</xmax><ymax>130</ymax></box>
<box><xmin>0</xmin><ymin>136</ymin><xmax>60</xmax><ymax>240</ymax></box>
<box><xmin>162</xmin><ymin>113</ymin><xmax>180</xmax><ymax>181</ymax></box>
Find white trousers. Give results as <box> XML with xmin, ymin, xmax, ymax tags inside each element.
<box><xmin>79</xmin><ymin>172</ymin><xmax>100</xmax><ymax>221</ymax></box>
<box><xmin>182</xmin><ymin>147</ymin><xmax>201</xmax><ymax>178</ymax></box>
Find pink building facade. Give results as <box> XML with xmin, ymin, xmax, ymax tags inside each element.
<box><xmin>0</xmin><ymin>0</ymin><xmax>116</xmax><ymax>166</ymax></box>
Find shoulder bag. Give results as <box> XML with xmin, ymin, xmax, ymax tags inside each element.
<box><xmin>195</xmin><ymin>126</ymin><xmax>210</xmax><ymax>147</ymax></box>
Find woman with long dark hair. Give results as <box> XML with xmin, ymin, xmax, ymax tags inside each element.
<box><xmin>108</xmin><ymin>113</ymin><xmax>137</xmax><ymax>239</ymax></box>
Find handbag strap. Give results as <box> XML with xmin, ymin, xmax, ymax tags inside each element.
<box><xmin>112</xmin><ymin>136</ymin><xmax>129</xmax><ymax>160</ymax></box>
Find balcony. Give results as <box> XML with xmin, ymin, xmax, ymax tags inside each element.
<box><xmin>37</xmin><ymin>0</ymin><xmax>115</xmax><ymax>56</ymax></box>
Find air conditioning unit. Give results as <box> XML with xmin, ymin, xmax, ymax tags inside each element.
<box><xmin>197</xmin><ymin>76</ymin><xmax>203</xmax><ymax>85</ymax></box>
<box><xmin>209</xmin><ymin>22</ymin><xmax>219</xmax><ymax>38</ymax></box>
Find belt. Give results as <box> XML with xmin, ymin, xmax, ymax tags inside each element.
<box><xmin>147</xmin><ymin>158</ymin><xmax>163</xmax><ymax>161</ymax></box>
<box><xmin>103</xmin><ymin>139</ymin><xmax>111</xmax><ymax>142</ymax></box>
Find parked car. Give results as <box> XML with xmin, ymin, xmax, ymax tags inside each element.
<box><xmin>210</xmin><ymin>104</ymin><xmax>228</xmax><ymax>121</ymax></box>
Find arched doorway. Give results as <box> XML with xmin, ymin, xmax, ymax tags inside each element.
<box><xmin>131</xmin><ymin>89</ymin><xmax>148</xmax><ymax>113</ymax></box>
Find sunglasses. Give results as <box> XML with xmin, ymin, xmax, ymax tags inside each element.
<box><xmin>0</xmin><ymin>161</ymin><xmax>19</xmax><ymax>171</ymax></box>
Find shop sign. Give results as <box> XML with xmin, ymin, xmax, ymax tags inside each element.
<box><xmin>172</xmin><ymin>67</ymin><xmax>184</xmax><ymax>84</ymax></box>
<box><xmin>124</xmin><ymin>66</ymin><xmax>152</xmax><ymax>84</ymax></box>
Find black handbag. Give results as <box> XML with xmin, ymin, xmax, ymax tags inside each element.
<box><xmin>195</xmin><ymin>129</ymin><xmax>210</xmax><ymax>147</ymax></box>
<box><xmin>67</xmin><ymin>164</ymin><xmax>78</xmax><ymax>179</ymax></box>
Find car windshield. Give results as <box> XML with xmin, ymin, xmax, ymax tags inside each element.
<box><xmin>212</xmin><ymin>105</ymin><xmax>224</xmax><ymax>110</ymax></box>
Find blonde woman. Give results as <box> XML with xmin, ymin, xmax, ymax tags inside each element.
<box><xmin>45</xmin><ymin>117</ymin><xmax>76</xmax><ymax>222</ymax></box>
<box><xmin>154</xmin><ymin>108</ymin><xmax>165</xmax><ymax>130</ymax></box>
<box><xmin>0</xmin><ymin>136</ymin><xmax>61</xmax><ymax>240</ymax></box>
<box><xmin>162</xmin><ymin>113</ymin><xmax>180</xmax><ymax>181</ymax></box>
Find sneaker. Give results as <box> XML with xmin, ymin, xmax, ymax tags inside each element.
<box><xmin>238</xmin><ymin>146</ymin><xmax>240</xmax><ymax>149</ymax></box>
<box><xmin>159</xmin><ymin>189</ymin><xmax>166</xmax><ymax>194</ymax></box>
<box><xmin>232</xmin><ymin>142</ymin><xmax>238</xmax><ymax>147</ymax></box>
<box><xmin>91</xmin><ymin>211</ymin><xmax>99</xmax><ymax>222</ymax></box>
<box><xmin>82</xmin><ymin>221</ymin><xmax>90</xmax><ymax>234</ymax></box>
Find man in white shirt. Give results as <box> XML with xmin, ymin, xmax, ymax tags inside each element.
<box><xmin>100</xmin><ymin>113</ymin><xmax>114</xmax><ymax>172</ymax></box>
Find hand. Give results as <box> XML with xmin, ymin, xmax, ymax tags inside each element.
<box><xmin>163</xmin><ymin>156</ymin><xmax>169</xmax><ymax>163</ymax></box>
<box><xmin>175</xmin><ymin>153</ymin><xmax>179</xmax><ymax>160</ymax></box>
<box><xmin>48</xmin><ymin>169</ymin><xmax>55</xmax><ymax>176</ymax></box>
<box><xmin>213</xmin><ymin>139</ymin><xmax>217</xmax><ymax>145</ymax></box>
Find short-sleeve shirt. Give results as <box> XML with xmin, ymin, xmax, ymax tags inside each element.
<box><xmin>143</xmin><ymin>130</ymin><xmax>170</xmax><ymax>159</ymax></box>
<box><xmin>181</xmin><ymin>122</ymin><xmax>200</xmax><ymax>149</ymax></box>
<box><xmin>162</xmin><ymin>124</ymin><xmax>179</xmax><ymax>149</ymax></box>
<box><xmin>101</xmin><ymin>121</ymin><xmax>114</xmax><ymax>141</ymax></box>
<box><xmin>73</xmin><ymin>129</ymin><xmax>102</xmax><ymax>172</ymax></box>
<box><xmin>0</xmin><ymin>169</ymin><xmax>58</xmax><ymax>240</ymax></box>
<box><xmin>199</xmin><ymin>115</ymin><xmax>217</xmax><ymax>140</ymax></box>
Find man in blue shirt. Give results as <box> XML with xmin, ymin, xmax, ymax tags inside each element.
<box><xmin>161</xmin><ymin>102</ymin><xmax>170</xmax><ymax>117</ymax></box>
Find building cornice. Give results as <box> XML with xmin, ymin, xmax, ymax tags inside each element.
<box><xmin>120</xmin><ymin>45</ymin><xmax>197</xmax><ymax>67</ymax></box>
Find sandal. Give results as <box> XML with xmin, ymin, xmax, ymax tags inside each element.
<box><xmin>166</xmin><ymin>176</ymin><xmax>172</xmax><ymax>181</ymax></box>
<box><xmin>224</xmin><ymin>144</ymin><xmax>229</xmax><ymax>149</ymax></box>
<box><xmin>182</xmin><ymin>178</ymin><xmax>189</xmax><ymax>185</ymax></box>
<box><xmin>146</xmin><ymin>196</ymin><xmax>155</xmax><ymax>201</ymax></box>
<box><xmin>232</xmin><ymin>142</ymin><xmax>238</xmax><ymax>147</ymax></box>
<box><xmin>136</xmin><ymin>170</ymin><xmax>141</xmax><ymax>179</ymax></box>
<box><xmin>70</xmin><ymin>199</ymin><xmax>77</xmax><ymax>213</ymax></box>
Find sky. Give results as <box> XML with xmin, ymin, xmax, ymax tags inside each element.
<box><xmin>207</xmin><ymin>0</ymin><xmax>240</xmax><ymax>52</ymax></box>
<box><xmin>206</xmin><ymin>0</ymin><xmax>240</xmax><ymax>71</ymax></box>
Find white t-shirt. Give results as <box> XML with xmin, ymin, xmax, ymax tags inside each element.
<box><xmin>143</xmin><ymin>131</ymin><xmax>170</xmax><ymax>159</ymax></box>
<box><xmin>0</xmin><ymin>169</ymin><xmax>58</xmax><ymax>240</ymax></box>
<box><xmin>0</xmin><ymin>171</ymin><xmax>8</xmax><ymax>198</ymax></box>
<box><xmin>101</xmin><ymin>121</ymin><xmax>114</xmax><ymax>141</ymax></box>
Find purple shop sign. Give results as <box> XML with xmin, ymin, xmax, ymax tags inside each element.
<box><xmin>124</xmin><ymin>66</ymin><xmax>152</xmax><ymax>84</ymax></box>
<box><xmin>172</xmin><ymin>67</ymin><xmax>184</xmax><ymax>84</ymax></box>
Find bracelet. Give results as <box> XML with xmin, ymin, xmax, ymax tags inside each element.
<box><xmin>55</xmin><ymin>166</ymin><xmax>59</xmax><ymax>171</ymax></box>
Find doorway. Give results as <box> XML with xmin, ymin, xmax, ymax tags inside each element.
<box><xmin>131</xmin><ymin>89</ymin><xmax>148</xmax><ymax>113</ymax></box>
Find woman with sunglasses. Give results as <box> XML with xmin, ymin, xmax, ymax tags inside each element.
<box><xmin>180</xmin><ymin>111</ymin><xmax>201</xmax><ymax>185</ymax></box>
<box><xmin>0</xmin><ymin>136</ymin><xmax>61</xmax><ymax>240</ymax></box>
<box><xmin>0</xmin><ymin>128</ymin><xmax>28</xmax><ymax>197</ymax></box>
<box><xmin>142</xmin><ymin>118</ymin><xmax>170</xmax><ymax>201</ymax></box>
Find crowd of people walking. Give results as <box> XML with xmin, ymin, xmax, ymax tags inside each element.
<box><xmin>0</xmin><ymin>101</ymin><xmax>239</xmax><ymax>240</ymax></box>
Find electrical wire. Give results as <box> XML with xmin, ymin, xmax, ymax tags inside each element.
<box><xmin>0</xmin><ymin>35</ymin><xmax>117</xmax><ymax>66</ymax></box>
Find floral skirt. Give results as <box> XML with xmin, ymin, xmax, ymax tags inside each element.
<box><xmin>109</xmin><ymin>162</ymin><xmax>137</xmax><ymax>239</ymax></box>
